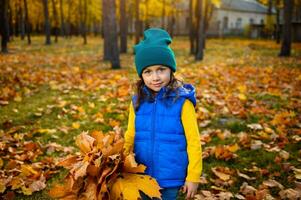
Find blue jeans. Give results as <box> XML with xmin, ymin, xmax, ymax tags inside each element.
<box><xmin>140</xmin><ymin>187</ymin><xmax>181</xmax><ymax>200</ymax></box>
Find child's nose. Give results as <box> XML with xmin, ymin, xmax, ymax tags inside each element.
<box><xmin>152</xmin><ymin>72</ymin><xmax>160</xmax><ymax>81</ymax></box>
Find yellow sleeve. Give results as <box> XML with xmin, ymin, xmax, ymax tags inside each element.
<box><xmin>124</xmin><ymin>101</ymin><xmax>136</xmax><ymax>154</ymax></box>
<box><xmin>181</xmin><ymin>100</ymin><xmax>203</xmax><ymax>182</ymax></box>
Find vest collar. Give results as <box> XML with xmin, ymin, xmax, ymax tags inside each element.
<box><xmin>143</xmin><ymin>85</ymin><xmax>171</xmax><ymax>100</ymax></box>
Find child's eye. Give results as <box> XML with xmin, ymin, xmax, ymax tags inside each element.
<box><xmin>158</xmin><ymin>67</ymin><xmax>166</xmax><ymax>71</ymax></box>
<box><xmin>143</xmin><ymin>70</ymin><xmax>151</xmax><ymax>74</ymax></box>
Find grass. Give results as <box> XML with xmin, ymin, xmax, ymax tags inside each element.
<box><xmin>1</xmin><ymin>36</ymin><xmax>301</xmax><ymax>199</ymax></box>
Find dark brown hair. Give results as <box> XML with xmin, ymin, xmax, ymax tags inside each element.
<box><xmin>134</xmin><ymin>72</ymin><xmax>183</xmax><ymax>111</ymax></box>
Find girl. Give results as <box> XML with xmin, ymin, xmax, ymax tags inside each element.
<box><xmin>124</xmin><ymin>28</ymin><xmax>202</xmax><ymax>200</ymax></box>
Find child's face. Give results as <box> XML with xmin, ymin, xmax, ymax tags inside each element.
<box><xmin>141</xmin><ymin>65</ymin><xmax>171</xmax><ymax>92</ymax></box>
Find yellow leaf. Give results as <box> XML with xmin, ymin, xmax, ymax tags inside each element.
<box><xmin>90</xmin><ymin>130</ymin><xmax>104</xmax><ymax>146</ymax></box>
<box><xmin>228</xmin><ymin>143</ymin><xmax>239</xmax><ymax>152</ymax></box>
<box><xmin>238</xmin><ymin>93</ymin><xmax>247</xmax><ymax>101</ymax></box>
<box><xmin>293</xmin><ymin>168</ymin><xmax>301</xmax><ymax>180</ymax></box>
<box><xmin>20</xmin><ymin>165</ymin><xmax>39</xmax><ymax>177</ymax></box>
<box><xmin>123</xmin><ymin>153</ymin><xmax>146</xmax><ymax>173</ymax></box>
<box><xmin>0</xmin><ymin>158</ymin><xmax>3</xmax><ymax>169</ymax></box>
<box><xmin>102</xmin><ymin>134</ymin><xmax>115</xmax><ymax>147</ymax></box>
<box><xmin>72</xmin><ymin>122</ymin><xmax>81</xmax><ymax>129</ymax></box>
<box><xmin>211</xmin><ymin>167</ymin><xmax>231</xmax><ymax>181</ymax></box>
<box><xmin>10</xmin><ymin>177</ymin><xmax>23</xmax><ymax>190</ymax></box>
<box><xmin>117</xmin><ymin>86</ymin><xmax>129</xmax><ymax>97</ymax></box>
<box><xmin>108</xmin><ymin>119</ymin><xmax>120</xmax><ymax>127</ymax></box>
<box><xmin>110</xmin><ymin>173</ymin><xmax>161</xmax><ymax>200</ymax></box>
<box><xmin>75</xmin><ymin>132</ymin><xmax>95</xmax><ymax>154</ymax></box>
<box><xmin>21</xmin><ymin>186</ymin><xmax>33</xmax><ymax>195</ymax></box>
<box><xmin>237</xmin><ymin>84</ymin><xmax>247</xmax><ymax>93</ymax></box>
<box><xmin>0</xmin><ymin>182</ymin><xmax>6</xmax><ymax>193</ymax></box>
<box><xmin>102</xmin><ymin>139</ymin><xmax>124</xmax><ymax>157</ymax></box>
<box><xmin>88</xmin><ymin>102</ymin><xmax>95</xmax><ymax>108</ymax></box>
<box><xmin>72</xmin><ymin>161</ymin><xmax>89</xmax><ymax>180</ymax></box>
<box><xmin>36</xmin><ymin>128</ymin><xmax>56</xmax><ymax>134</ymax></box>
<box><xmin>14</xmin><ymin>94</ymin><xmax>22</xmax><ymax>102</ymax></box>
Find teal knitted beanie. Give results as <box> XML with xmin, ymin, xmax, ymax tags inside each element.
<box><xmin>134</xmin><ymin>28</ymin><xmax>176</xmax><ymax>76</ymax></box>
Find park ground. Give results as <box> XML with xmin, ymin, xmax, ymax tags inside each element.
<box><xmin>0</xmin><ymin>37</ymin><xmax>301</xmax><ymax>199</ymax></box>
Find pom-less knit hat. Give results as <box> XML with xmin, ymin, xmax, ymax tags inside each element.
<box><xmin>134</xmin><ymin>28</ymin><xmax>176</xmax><ymax>76</ymax></box>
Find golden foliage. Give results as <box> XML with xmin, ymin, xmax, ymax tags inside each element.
<box><xmin>49</xmin><ymin>131</ymin><xmax>161</xmax><ymax>200</ymax></box>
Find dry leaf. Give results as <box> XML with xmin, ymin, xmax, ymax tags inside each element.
<box><xmin>110</xmin><ymin>173</ymin><xmax>161</xmax><ymax>200</ymax></box>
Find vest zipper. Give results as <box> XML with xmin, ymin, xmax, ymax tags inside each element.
<box><xmin>150</xmin><ymin>98</ymin><xmax>157</xmax><ymax>176</ymax></box>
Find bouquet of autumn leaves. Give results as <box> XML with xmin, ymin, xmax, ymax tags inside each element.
<box><xmin>49</xmin><ymin>129</ymin><xmax>161</xmax><ymax>200</ymax></box>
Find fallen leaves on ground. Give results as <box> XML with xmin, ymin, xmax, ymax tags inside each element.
<box><xmin>1</xmin><ymin>38</ymin><xmax>301</xmax><ymax>199</ymax></box>
<box><xmin>0</xmin><ymin>126</ymin><xmax>68</xmax><ymax>196</ymax></box>
<box><xmin>49</xmin><ymin>130</ymin><xmax>161</xmax><ymax>200</ymax></box>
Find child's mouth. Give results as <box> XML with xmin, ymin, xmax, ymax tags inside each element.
<box><xmin>153</xmin><ymin>83</ymin><xmax>162</xmax><ymax>87</ymax></box>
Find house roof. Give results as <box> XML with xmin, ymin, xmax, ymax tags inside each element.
<box><xmin>220</xmin><ymin>0</ymin><xmax>271</xmax><ymax>14</ymax></box>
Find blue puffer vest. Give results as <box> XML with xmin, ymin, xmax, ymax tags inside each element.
<box><xmin>132</xmin><ymin>84</ymin><xmax>196</xmax><ymax>188</ymax></box>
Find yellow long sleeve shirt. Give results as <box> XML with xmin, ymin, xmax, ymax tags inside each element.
<box><xmin>124</xmin><ymin>99</ymin><xmax>202</xmax><ymax>183</ymax></box>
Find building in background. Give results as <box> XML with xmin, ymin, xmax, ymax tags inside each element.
<box><xmin>206</xmin><ymin>0</ymin><xmax>270</xmax><ymax>38</ymax></box>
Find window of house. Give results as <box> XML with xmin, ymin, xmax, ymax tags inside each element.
<box><xmin>249</xmin><ymin>18</ymin><xmax>254</xmax><ymax>24</ymax></box>
<box><xmin>223</xmin><ymin>16</ymin><xmax>228</xmax><ymax>30</ymax></box>
<box><xmin>236</xmin><ymin>18</ymin><xmax>242</xmax><ymax>29</ymax></box>
<box><xmin>260</xmin><ymin>19</ymin><xmax>264</xmax><ymax>24</ymax></box>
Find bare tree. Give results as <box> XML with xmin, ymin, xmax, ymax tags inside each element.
<box><xmin>51</xmin><ymin>0</ymin><xmax>59</xmax><ymax>42</ymax></box>
<box><xmin>161</xmin><ymin>0</ymin><xmax>166</xmax><ymax>29</ymax></box>
<box><xmin>19</xmin><ymin>0</ymin><xmax>25</xmax><ymax>40</ymax></box>
<box><xmin>189</xmin><ymin>0</ymin><xmax>195</xmax><ymax>54</ymax></box>
<box><xmin>103</xmin><ymin>0</ymin><xmax>120</xmax><ymax>68</ymax></box>
<box><xmin>0</xmin><ymin>0</ymin><xmax>9</xmax><ymax>53</ymax></box>
<box><xmin>42</xmin><ymin>0</ymin><xmax>51</xmax><ymax>45</ymax></box>
<box><xmin>135</xmin><ymin>0</ymin><xmax>140</xmax><ymax>44</ymax></box>
<box><xmin>23</xmin><ymin>0</ymin><xmax>31</xmax><ymax>44</ymax></box>
<box><xmin>279</xmin><ymin>0</ymin><xmax>293</xmax><ymax>57</ymax></box>
<box><xmin>103</xmin><ymin>0</ymin><xmax>110</xmax><ymax>60</ymax></box>
<box><xmin>275</xmin><ymin>0</ymin><xmax>281</xmax><ymax>43</ymax></box>
<box><xmin>59</xmin><ymin>0</ymin><xmax>66</xmax><ymax>37</ymax></box>
<box><xmin>120</xmin><ymin>0</ymin><xmax>128</xmax><ymax>53</ymax></box>
<box><xmin>79</xmin><ymin>0</ymin><xmax>87</xmax><ymax>44</ymax></box>
<box><xmin>195</xmin><ymin>0</ymin><xmax>205</xmax><ymax>60</ymax></box>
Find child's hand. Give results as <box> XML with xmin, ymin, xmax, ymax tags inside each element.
<box><xmin>181</xmin><ymin>181</ymin><xmax>199</xmax><ymax>199</ymax></box>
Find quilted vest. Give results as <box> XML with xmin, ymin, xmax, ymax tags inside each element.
<box><xmin>133</xmin><ymin>84</ymin><xmax>196</xmax><ymax>188</ymax></box>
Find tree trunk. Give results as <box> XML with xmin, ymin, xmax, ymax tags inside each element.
<box><xmin>59</xmin><ymin>0</ymin><xmax>66</xmax><ymax>37</ymax></box>
<box><xmin>128</xmin><ymin>1</ymin><xmax>133</xmax><ymax>39</ymax></box>
<box><xmin>42</xmin><ymin>0</ymin><xmax>51</xmax><ymax>45</ymax></box>
<box><xmin>196</xmin><ymin>0</ymin><xmax>205</xmax><ymax>60</ymax></box>
<box><xmin>14</xmin><ymin>1</ymin><xmax>19</xmax><ymax>37</ymax></box>
<box><xmin>0</xmin><ymin>0</ymin><xmax>9</xmax><ymax>53</ymax></box>
<box><xmin>23</xmin><ymin>0</ymin><xmax>31</xmax><ymax>44</ymax></box>
<box><xmin>194</xmin><ymin>0</ymin><xmax>200</xmax><ymax>54</ymax></box>
<box><xmin>103</xmin><ymin>0</ymin><xmax>110</xmax><ymax>60</ymax></box>
<box><xmin>275</xmin><ymin>0</ymin><xmax>280</xmax><ymax>44</ymax></box>
<box><xmin>8</xmin><ymin>2</ymin><xmax>14</xmax><ymax>38</ymax></box>
<box><xmin>279</xmin><ymin>0</ymin><xmax>293</xmax><ymax>57</ymax></box>
<box><xmin>51</xmin><ymin>0</ymin><xmax>59</xmax><ymax>43</ymax></box>
<box><xmin>266</xmin><ymin>0</ymin><xmax>273</xmax><ymax>38</ymax></box>
<box><xmin>66</xmin><ymin>0</ymin><xmax>71</xmax><ymax>37</ymax></box>
<box><xmin>120</xmin><ymin>0</ymin><xmax>127</xmax><ymax>53</ymax></box>
<box><xmin>19</xmin><ymin>0</ymin><xmax>25</xmax><ymax>40</ymax></box>
<box><xmin>135</xmin><ymin>0</ymin><xmax>140</xmax><ymax>44</ymax></box>
<box><xmin>145</xmin><ymin>0</ymin><xmax>150</xmax><ymax>29</ymax></box>
<box><xmin>83</xmin><ymin>0</ymin><xmax>87</xmax><ymax>44</ymax></box>
<box><xmin>168</xmin><ymin>2</ymin><xmax>175</xmax><ymax>38</ymax></box>
<box><xmin>79</xmin><ymin>0</ymin><xmax>87</xmax><ymax>44</ymax></box>
<box><xmin>161</xmin><ymin>0</ymin><xmax>165</xmax><ymax>29</ymax></box>
<box><xmin>103</xmin><ymin>0</ymin><xmax>120</xmax><ymax>69</ymax></box>
<box><xmin>189</xmin><ymin>0</ymin><xmax>195</xmax><ymax>55</ymax></box>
